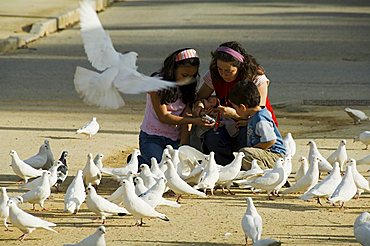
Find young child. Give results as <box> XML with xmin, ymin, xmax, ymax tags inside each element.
<box><xmin>228</xmin><ymin>80</ymin><xmax>286</xmax><ymax>170</ymax></box>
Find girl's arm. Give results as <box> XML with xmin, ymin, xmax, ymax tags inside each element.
<box><xmin>258</xmin><ymin>82</ymin><xmax>268</xmax><ymax>107</ymax></box>
<box><xmin>192</xmin><ymin>83</ymin><xmax>214</xmax><ymax>116</ymax></box>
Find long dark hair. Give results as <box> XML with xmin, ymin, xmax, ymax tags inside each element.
<box><xmin>154</xmin><ymin>48</ymin><xmax>200</xmax><ymax>107</ymax></box>
<box><xmin>209</xmin><ymin>41</ymin><xmax>264</xmax><ymax>82</ymax></box>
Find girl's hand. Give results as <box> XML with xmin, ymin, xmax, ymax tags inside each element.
<box><xmin>216</xmin><ymin>106</ymin><xmax>239</xmax><ymax>119</ymax></box>
<box><xmin>193</xmin><ymin>117</ymin><xmax>215</xmax><ymax>128</ymax></box>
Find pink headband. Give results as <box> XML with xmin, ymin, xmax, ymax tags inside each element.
<box><xmin>175</xmin><ymin>48</ymin><xmax>199</xmax><ymax>62</ymax></box>
<box><xmin>216</xmin><ymin>46</ymin><xmax>244</xmax><ymax>62</ymax></box>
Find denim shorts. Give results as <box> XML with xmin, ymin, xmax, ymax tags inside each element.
<box><xmin>139</xmin><ymin>130</ymin><xmax>180</xmax><ymax>166</ymax></box>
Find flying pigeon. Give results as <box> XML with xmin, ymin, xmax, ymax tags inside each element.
<box><xmin>344</xmin><ymin>107</ymin><xmax>369</xmax><ymax>124</ymax></box>
<box><xmin>7</xmin><ymin>199</ymin><xmax>57</xmax><ymax>241</ymax></box>
<box><xmin>354</xmin><ymin>131</ymin><xmax>370</xmax><ymax>150</ymax></box>
<box><xmin>76</xmin><ymin>117</ymin><xmax>100</xmax><ymax>138</ymax></box>
<box><xmin>74</xmin><ymin>0</ymin><xmax>189</xmax><ymax>109</ymax></box>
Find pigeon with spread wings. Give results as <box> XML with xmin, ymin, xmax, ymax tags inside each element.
<box><xmin>74</xmin><ymin>1</ymin><xmax>184</xmax><ymax>109</ymax></box>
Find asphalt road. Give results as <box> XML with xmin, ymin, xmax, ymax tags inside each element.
<box><xmin>1</xmin><ymin>0</ymin><xmax>370</xmax><ymax>105</ymax></box>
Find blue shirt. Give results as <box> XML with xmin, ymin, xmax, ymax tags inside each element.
<box><xmin>239</xmin><ymin>107</ymin><xmax>286</xmax><ymax>155</ymax></box>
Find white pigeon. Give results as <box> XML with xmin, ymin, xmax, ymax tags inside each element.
<box><xmin>300</xmin><ymin>162</ymin><xmax>342</xmax><ymax>205</ymax></box>
<box><xmin>241</xmin><ymin>197</ymin><xmax>262</xmax><ymax>245</ymax></box>
<box><xmin>76</xmin><ymin>117</ymin><xmax>100</xmax><ymax>138</ymax></box>
<box><xmin>253</xmin><ymin>238</ymin><xmax>282</xmax><ymax>246</ymax></box>
<box><xmin>178</xmin><ymin>145</ymin><xmax>209</xmax><ymax>165</ymax></box>
<box><xmin>294</xmin><ymin>156</ymin><xmax>309</xmax><ymax>182</ymax></box>
<box><xmin>102</xmin><ymin>149</ymin><xmax>140</xmax><ymax>180</ymax></box>
<box><xmin>107</xmin><ymin>172</ymin><xmax>135</xmax><ymax>205</ymax></box>
<box><xmin>22</xmin><ymin>160</ymin><xmax>63</xmax><ymax>190</ymax></box>
<box><xmin>357</xmin><ymin>154</ymin><xmax>370</xmax><ymax>166</ymax></box>
<box><xmin>235</xmin><ymin>159</ymin><xmax>264</xmax><ymax>180</ymax></box>
<box><xmin>74</xmin><ymin>0</ymin><xmax>184</xmax><ymax>109</ymax></box>
<box><xmin>158</xmin><ymin>148</ymin><xmax>172</xmax><ymax>173</ymax></box>
<box><xmin>23</xmin><ymin>142</ymin><xmax>48</xmax><ymax>169</ymax></box>
<box><xmin>19</xmin><ymin>171</ymin><xmax>51</xmax><ymax>210</ymax></box>
<box><xmin>133</xmin><ymin>176</ymin><xmax>148</xmax><ymax>196</ymax></box>
<box><xmin>328</xmin><ymin>165</ymin><xmax>357</xmax><ymax>208</ymax></box>
<box><xmin>283</xmin><ymin>132</ymin><xmax>296</xmax><ymax>157</ymax></box>
<box><xmin>216</xmin><ymin>152</ymin><xmax>245</xmax><ymax>194</ymax></box>
<box><xmin>242</xmin><ymin>158</ymin><xmax>285</xmax><ymax>200</ymax></box>
<box><xmin>44</xmin><ymin>139</ymin><xmax>55</xmax><ymax>170</ymax></box>
<box><xmin>163</xmin><ymin>159</ymin><xmax>207</xmax><ymax>202</ymax></box>
<box><xmin>273</xmin><ymin>155</ymin><xmax>293</xmax><ymax>195</ymax></box>
<box><xmin>138</xmin><ymin>164</ymin><xmax>157</xmax><ymax>189</ymax></box>
<box><xmin>354</xmin><ymin>131</ymin><xmax>370</xmax><ymax>150</ymax></box>
<box><xmin>83</xmin><ymin>153</ymin><xmax>102</xmax><ymax>187</ymax></box>
<box><xmin>344</xmin><ymin>107</ymin><xmax>369</xmax><ymax>124</ymax></box>
<box><xmin>64</xmin><ymin>225</ymin><xmax>106</xmax><ymax>246</ymax></box>
<box><xmin>326</xmin><ymin>139</ymin><xmax>348</xmax><ymax>172</ymax></box>
<box><xmin>0</xmin><ymin>187</ymin><xmax>10</xmax><ymax>231</ymax></box>
<box><xmin>307</xmin><ymin>140</ymin><xmax>333</xmax><ymax>174</ymax></box>
<box><xmin>348</xmin><ymin>158</ymin><xmax>370</xmax><ymax>198</ymax></box>
<box><xmin>193</xmin><ymin>152</ymin><xmax>220</xmax><ymax>195</ymax></box>
<box><xmin>10</xmin><ymin>150</ymin><xmax>44</xmax><ymax>183</ymax></box>
<box><xmin>85</xmin><ymin>184</ymin><xmax>129</xmax><ymax>224</ymax></box>
<box><xmin>139</xmin><ymin>177</ymin><xmax>180</xmax><ymax>208</ymax></box>
<box><xmin>282</xmin><ymin>157</ymin><xmax>320</xmax><ymax>195</ymax></box>
<box><xmin>354</xmin><ymin>212</ymin><xmax>370</xmax><ymax>246</ymax></box>
<box><xmin>94</xmin><ymin>153</ymin><xmax>104</xmax><ymax>171</ymax></box>
<box><xmin>7</xmin><ymin>199</ymin><xmax>57</xmax><ymax>241</ymax></box>
<box><xmin>120</xmin><ymin>179</ymin><xmax>169</xmax><ymax>226</ymax></box>
<box><xmin>150</xmin><ymin>157</ymin><xmax>165</xmax><ymax>179</ymax></box>
<box><xmin>64</xmin><ymin>170</ymin><xmax>86</xmax><ymax>214</ymax></box>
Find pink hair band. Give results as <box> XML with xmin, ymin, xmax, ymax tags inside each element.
<box><xmin>216</xmin><ymin>46</ymin><xmax>244</xmax><ymax>62</ymax></box>
<box><xmin>175</xmin><ymin>48</ymin><xmax>199</xmax><ymax>62</ymax></box>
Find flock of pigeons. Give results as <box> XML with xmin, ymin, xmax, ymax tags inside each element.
<box><xmin>1</xmin><ymin>114</ymin><xmax>370</xmax><ymax>245</ymax></box>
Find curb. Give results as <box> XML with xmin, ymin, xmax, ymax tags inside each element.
<box><xmin>0</xmin><ymin>0</ymin><xmax>116</xmax><ymax>54</ymax></box>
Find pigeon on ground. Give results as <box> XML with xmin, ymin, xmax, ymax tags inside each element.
<box><xmin>139</xmin><ymin>177</ymin><xmax>180</xmax><ymax>208</ymax></box>
<box><xmin>64</xmin><ymin>225</ymin><xmax>106</xmax><ymax>246</ymax></box>
<box><xmin>357</xmin><ymin>154</ymin><xmax>370</xmax><ymax>166</ymax></box>
<box><xmin>138</xmin><ymin>164</ymin><xmax>158</xmax><ymax>190</ymax></box>
<box><xmin>83</xmin><ymin>153</ymin><xmax>102</xmax><ymax>187</ymax></box>
<box><xmin>234</xmin><ymin>159</ymin><xmax>264</xmax><ymax>181</ymax></box>
<box><xmin>282</xmin><ymin>157</ymin><xmax>320</xmax><ymax>195</ymax></box>
<box><xmin>133</xmin><ymin>176</ymin><xmax>148</xmax><ymax>196</ymax></box>
<box><xmin>0</xmin><ymin>187</ymin><xmax>10</xmax><ymax>231</ymax></box>
<box><xmin>74</xmin><ymin>0</ymin><xmax>188</xmax><ymax>109</ymax></box>
<box><xmin>354</xmin><ymin>212</ymin><xmax>370</xmax><ymax>246</ymax></box>
<box><xmin>163</xmin><ymin>159</ymin><xmax>207</xmax><ymax>202</ymax></box>
<box><xmin>107</xmin><ymin>172</ymin><xmax>135</xmax><ymax>205</ymax></box>
<box><xmin>348</xmin><ymin>159</ymin><xmax>370</xmax><ymax>198</ymax></box>
<box><xmin>327</xmin><ymin>139</ymin><xmax>348</xmax><ymax>172</ymax></box>
<box><xmin>273</xmin><ymin>155</ymin><xmax>293</xmax><ymax>195</ymax></box>
<box><xmin>216</xmin><ymin>152</ymin><xmax>245</xmax><ymax>194</ymax></box>
<box><xmin>283</xmin><ymin>132</ymin><xmax>296</xmax><ymax>157</ymax></box>
<box><xmin>241</xmin><ymin>197</ymin><xmax>262</xmax><ymax>245</ymax></box>
<box><xmin>300</xmin><ymin>162</ymin><xmax>342</xmax><ymax>205</ymax></box>
<box><xmin>294</xmin><ymin>156</ymin><xmax>309</xmax><ymax>182</ymax></box>
<box><xmin>23</xmin><ymin>143</ymin><xmax>48</xmax><ymax>169</ymax></box>
<box><xmin>120</xmin><ymin>179</ymin><xmax>169</xmax><ymax>226</ymax></box>
<box><xmin>85</xmin><ymin>184</ymin><xmax>129</xmax><ymax>224</ymax></box>
<box><xmin>328</xmin><ymin>165</ymin><xmax>357</xmax><ymax>208</ymax></box>
<box><xmin>22</xmin><ymin>160</ymin><xmax>62</xmax><ymax>190</ymax></box>
<box><xmin>64</xmin><ymin>170</ymin><xmax>86</xmax><ymax>214</ymax></box>
<box><xmin>56</xmin><ymin>150</ymin><xmax>69</xmax><ymax>192</ymax></box>
<box><xmin>76</xmin><ymin>117</ymin><xmax>100</xmax><ymax>138</ymax></box>
<box><xmin>344</xmin><ymin>107</ymin><xmax>369</xmax><ymax>124</ymax></box>
<box><xmin>10</xmin><ymin>150</ymin><xmax>44</xmax><ymax>183</ymax></box>
<box><xmin>194</xmin><ymin>152</ymin><xmax>220</xmax><ymax>195</ymax></box>
<box><xmin>94</xmin><ymin>153</ymin><xmax>104</xmax><ymax>172</ymax></box>
<box><xmin>354</xmin><ymin>131</ymin><xmax>370</xmax><ymax>150</ymax></box>
<box><xmin>307</xmin><ymin>140</ymin><xmax>333</xmax><ymax>174</ymax></box>
<box><xmin>150</xmin><ymin>157</ymin><xmax>165</xmax><ymax>179</ymax></box>
<box><xmin>7</xmin><ymin>199</ymin><xmax>57</xmax><ymax>241</ymax></box>
<box><xmin>43</xmin><ymin>139</ymin><xmax>55</xmax><ymax>170</ymax></box>
<box><xmin>18</xmin><ymin>171</ymin><xmax>51</xmax><ymax>210</ymax></box>
<box><xmin>242</xmin><ymin>158</ymin><xmax>285</xmax><ymax>200</ymax></box>
<box><xmin>102</xmin><ymin>149</ymin><xmax>140</xmax><ymax>180</ymax></box>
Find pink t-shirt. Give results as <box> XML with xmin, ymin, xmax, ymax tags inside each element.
<box><xmin>202</xmin><ymin>70</ymin><xmax>270</xmax><ymax>88</ymax></box>
<box><xmin>140</xmin><ymin>93</ymin><xmax>186</xmax><ymax>141</ymax></box>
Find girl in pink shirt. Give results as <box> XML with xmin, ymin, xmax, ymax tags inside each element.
<box><xmin>139</xmin><ymin>48</ymin><xmax>214</xmax><ymax>165</ymax></box>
